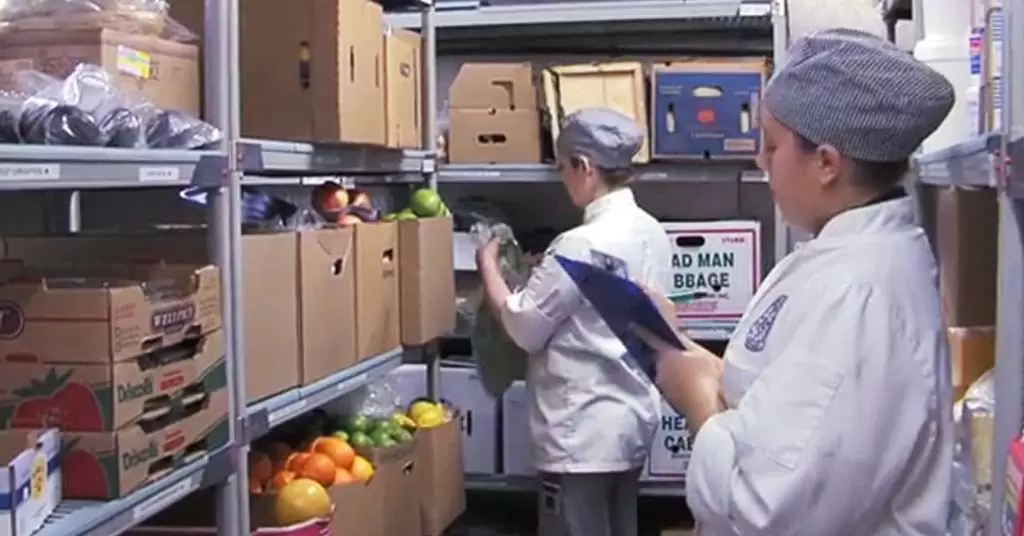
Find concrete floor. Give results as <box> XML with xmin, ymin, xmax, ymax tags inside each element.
<box><xmin>447</xmin><ymin>491</ymin><xmax>696</xmax><ymax>535</ymax></box>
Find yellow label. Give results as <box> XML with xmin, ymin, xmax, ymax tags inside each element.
<box><xmin>117</xmin><ymin>45</ymin><xmax>152</xmax><ymax>80</ymax></box>
<box><xmin>29</xmin><ymin>454</ymin><xmax>46</xmax><ymax>500</ymax></box>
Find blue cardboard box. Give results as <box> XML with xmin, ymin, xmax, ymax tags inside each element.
<box><xmin>651</xmin><ymin>63</ymin><xmax>766</xmax><ymax>160</ymax></box>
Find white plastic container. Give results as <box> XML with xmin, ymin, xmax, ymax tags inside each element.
<box><xmin>914</xmin><ymin>36</ymin><xmax>973</xmax><ymax>152</ymax></box>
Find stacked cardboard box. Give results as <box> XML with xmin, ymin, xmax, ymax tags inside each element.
<box><xmin>0</xmin><ymin>262</ymin><xmax>226</xmax><ymax>499</ymax></box>
<box><xmin>448</xmin><ymin>62</ymin><xmax>542</xmax><ymax>164</ymax></box>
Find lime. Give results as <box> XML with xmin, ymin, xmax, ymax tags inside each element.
<box><xmin>332</xmin><ymin>430</ymin><xmax>349</xmax><ymax>442</ymax></box>
<box><xmin>391</xmin><ymin>428</ymin><xmax>414</xmax><ymax>443</ymax></box>
<box><xmin>409</xmin><ymin>188</ymin><xmax>444</xmax><ymax>217</ymax></box>
<box><xmin>349</xmin><ymin>432</ymin><xmax>373</xmax><ymax>448</ymax></box>
<box><xmin>370</xmin><ymin>429</ymin><xmax>394</xmax><ymax>446</ymax></box>
<box><xmin>396</xmin><ymin>209</ymin><xmax>418</xmax><ymax>221</ymax></box>
<box><xmin>346</xmin><ymin>415</ymin><xmax>372</xmax><ymax>433</ymax></box>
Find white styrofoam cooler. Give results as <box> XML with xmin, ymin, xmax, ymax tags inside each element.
<box><xmin>643</xmin><ymin>400</ymin><xmax>692</xmax><ymax>481</ymax></box>
<box><xmin>388</xmin><ymin>363</ymin><xmax>500</xmax><ymax>475</ymax></box>
<box><xmin>501</xmin><ymin>381</ymin><xmax>536</xmax><ymax>476</ymax></box>
<box><xmin>662</xmin><ymin>220</ymin><xmax>761</xmax><ymax>341</ymax></box>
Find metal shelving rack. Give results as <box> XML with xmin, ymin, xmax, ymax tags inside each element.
<box><xmin>0</xmin><ymin>0</ymin><xmax>443</xmax><ymax>534</ymax></box>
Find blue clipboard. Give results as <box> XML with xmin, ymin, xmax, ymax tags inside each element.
<box><xmin>555</xmin><ymin>255</ymin><xmax>685</xmax><ymax>381</ymax></box>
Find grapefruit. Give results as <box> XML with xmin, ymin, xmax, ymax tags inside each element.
<box><xmin>274</xmin><ymin>478</ymin><xmax>332</xmax><ymax>526</ymax></box>
<box><xmin>350</xmin><ymin>456</ymin><xmax>374</xmax><ymax>483</ymax></box>
<box><xmin>409</xmin><ymin>188</ymin><xmax>443</xmax><ymax>217</ymax></box>
<box><xmin>269</xmin><ymin>470</ymin><xmax>296</xmax><ymax>490</ymax></box>
<box><xmin>297</xmin><ymin>453</ymin><xmax>337</xmax><ymax>487</ymax></box>
<box><xmin>311</xmin><ymin>437</ymin><xmax>356</xmax><ymax>470</ymax></box>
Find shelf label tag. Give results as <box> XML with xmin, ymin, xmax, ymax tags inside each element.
<box><xmin>268</xmin><ymin>399</ymin><xmax>308</xmax><ymax>424</ymax></box>
<box><xmin>132</xmin><ymin>477</ymin><xmax>197</xmax><ymax>521</ymax></box>
<box><xmin>0</xmin><ymin>164</ymin><xmax>59</xmax><ymax>181</ymax></box>
<box><xmin>139</xmin><ymin>167</ymin><xmax>181</xmax><ymax>183</ymax></box>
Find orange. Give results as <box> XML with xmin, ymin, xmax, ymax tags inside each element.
<box><xmin>285</xmin><ymin>452</ymin><xmax>311</xmax><ymax>473</ymax></box>
<box><xmin>349</xmin><ymin>456</ymin><xmax>374</xmax><ymax>483</ymax></box>
<box><xmin>311</xmin><ymin>437</ymin><xmax>356</xmax><ymax>470</ymax></box>
<box><xmin>268</xmin><ymin>443</ymin><xmax>293</xmax><ymax>469</ymax></box>
<box><xmin>269</xmin><ymin>470</ymin><xmax>297</xmax><ymax>490</ymax></box>
<box><xmin>274</xmin><ymin>478</ymin><xmax>332</xmax><ymax>525</ymax></box>
<box><xmin>297</xmin><ymin>452</ymin><xmax>337</xmax><ymax>487</ymax></box>
<box><xmin>248</xmin><ymin>451</ymin><xmax>273</xmax><ymax>485</ymax></box>
<box><xmin>333</xmin><ymin>468</ymin><xmax>355</xmax><ymax>486</ymax></box>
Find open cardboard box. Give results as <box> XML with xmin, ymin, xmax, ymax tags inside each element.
<box><xmin>415</xmin><ymin>414</ymin><xmax>466</xmax><ymax>536</ymax></box>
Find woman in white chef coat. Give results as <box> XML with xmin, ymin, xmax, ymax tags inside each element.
<box><xmin>476</xmin><ymin>107</ymin><xmax>673</xmax><ymax>536</ymax></box>
<box><xmin>639</xmin><ymin>29</ymin><xmax>956</xmax><ymax>535</ymax></box>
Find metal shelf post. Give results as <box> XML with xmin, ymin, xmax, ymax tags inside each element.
<box><xmin>421</xmin><ymin>2</ymin><xmax>442</xmax><ymax>401</ymax></box>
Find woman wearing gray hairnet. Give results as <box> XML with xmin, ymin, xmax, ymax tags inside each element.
<box><xmin>476</xmin><ymin>107</ymin><xmax>672</xmax><ymax>536</ymax></box>
<box><xmin>638</xmin><ymin>29</ymin><xmax>956</xmax><ymax>534</ymax></box>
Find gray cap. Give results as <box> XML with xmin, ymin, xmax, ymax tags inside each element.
<box><xmin>763</xmin><ymin>28</ymin><xmax>955</xmax><ymax>162</ymax></box>
<box><xmin>557</xmin><ymin>108</ymin><xmax>643</xmax><ymax>169</ymax></box>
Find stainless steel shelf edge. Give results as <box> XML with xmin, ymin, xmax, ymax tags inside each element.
<box><xmin>439</xmin><ymin>163</ymin><xmax>764</xmax><ymax>183</ymax></box>
<box><xmin>237</xmin><ymin>139</ymin><xmax>433</xmax><ymax>176</ymax></box>
<box><xmin>465</xmin><ymin>474</ymin><xmax>686</xmax><ymax>497</ymax></box>
<box><xmin>0</xmin><ymin>146</ymin><xmax>226</xmax><ymax>190</ymax></box>
<box><xmin>915</xmin><ymin>133</ymin><xmax>1002</xmax><ymax>188</ymax></box>
<box><xmin>245</xmin><ymin>348</ymin><xmax>405</xmax><ymax>441</ymax></box>
<box><xmin>38</xmin><ymin>445</ymin><xmax>233</xmax><ymax>536</ymax></box>
<box><xmin>386</xmin><ymin>0</ymin><xmax>770</xmax><ymax>28</ymax></box>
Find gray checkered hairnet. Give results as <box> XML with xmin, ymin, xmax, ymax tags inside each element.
<box><xmin>557</xmin><ymin>108</ymin><xmax>643</xmax><ymax>169</ymax></box>
<box><xmin>764</xmin><ymin>28</ymin><xmax>955</xmax><ymax>162</ymax></box>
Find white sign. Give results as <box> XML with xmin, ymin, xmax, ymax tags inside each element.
<box><xmin>139</xmin><ymin>167</ymin><xmax>181</xmax><ymax>183</ymax></box>
<box><xmin>647</xmin><ymin>401</ymin><xmax>692</xmax><ymax>479</ymax></box>
<box><xmin>0</xmin><ymin>164</ymin><xmax>60</xmax><ymax>181</ymax></box>
<box><xmin>662</xmin><ymin>220</ymin><xmax>761</xmax><ymax>337</ymax></box>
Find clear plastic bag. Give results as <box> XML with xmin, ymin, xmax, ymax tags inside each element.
<box><xmin>470</xmin><ymin>220</ymin><xmax>531</xmax><ymax>396</ymax></box>
<box><xmin>950</xmin><ymin>370</ymin><xmax>995</xmax><ymax>535</ymax></box>
<box><xmin>0</xmin><ymin>0</ymin><xmax>196</xmax><ymax>41</ymax></box>
<box><xmin>338</xmin><ymin>378</ymin><xmax>402</xmax><ymax>420</ymax></box>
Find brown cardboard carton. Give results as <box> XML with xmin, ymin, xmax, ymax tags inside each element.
<box><xmin>330</xmin><ymin>480</ymin><xmax>386</xmax><ymax>536</ymax></box>
<box><xmin>448</xmin><ymin>108</ymin><xmax>542</xmax><ymax>164</ymax></box>
<box><xmin>0</xmin><ymin>29</ymin><xmax>199</xmax><ymax>114</ymax></box>
<box><xmin>297</xmin><ymin>228</ymin><xmax>357</xmax><ymax>384</ymax></box>
<box><xmin>398</xmin><ymin>218</ymin><xmax>455</xmax><ymax>346</ymax></box>
<box><xmin>0</xmin><ymin>231</ymin><xmax>301</xmax><ymax>403</ymax></box>
<box><xmin>0</xmin><ymin>261</ymin><xmax>220</xmax><ymax>363</ymax></box>
<box><xmin>52</xmin><ymin>387</ymin><xmax>229</xmax><ymax>499</ymax></box>
<box><xmin>948</xmin><ymin>326</ymin><xmax>995</xmax><ymax>401</ymax></box>
<box><xmin>353</xmin><ymin>223</ymin><xmax>400</xmax><ymax>360</ymax></box>
<box><xmin>355</xmin><ymin>440</ymin><xmax>419</xmax><ymax>536</ymax></box>
<box><xmin>935</xmin><ymin>188</ymin><xmax>998</xmax><ymax>327</ymax></box>
<box><xmin>416</xmin><ymin>417</ymin><xmax>466</xmax><ymax>536</ymax></box>
<box><xmin>449</xmin><ymin>62</ymin><xmax>537</xmax><ymax>110</ymax></box>
<box><xmin>173</xmin><ymin>0</ymin><xmax>385</xmax><ymax>143</ymax></box>
<box><xmin>0</xmin><ymin>329</ymin><xmax>224</xmax><ymax>432</ymax></box>
<box><xmin>384</xmin><ymin>27</ymin><xmax>422</xmax><ymax>149</ymax></box>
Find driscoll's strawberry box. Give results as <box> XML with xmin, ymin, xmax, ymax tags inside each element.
<box><xmin>40</xmin><ymin>387</ymin><xmax>228</xmax><ymax>500</ymax></box>
<box><xmin>0</xmin><ymin>330</ymin><xmax>225</xmax><ymax>433</ymax></box>
<box><xmin>0</xmin><ymin>261</ymin><xmax>221</xmax><ymax>364</ymax></box>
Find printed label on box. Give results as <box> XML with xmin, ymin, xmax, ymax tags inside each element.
<box><xmin>648</xmin><ymin>402</ymin><xmax>691</xmax><ymax>478</ymax></box>
<box><xmin>663</xmin><ymin>221</ymin><xmax>761</xmax><ymax>337</ymax></box>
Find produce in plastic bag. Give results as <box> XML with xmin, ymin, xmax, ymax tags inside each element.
<box><xmin>950</xmin><ymin>370</ymin><xmax>994</xmax><ymax>535</ymax></box>
<box><xmin>470</xmin><ymin>220</ymin><xmax>531</xmax><ymax>396</ymax></box>
<box><xmin>0</xmin><ymin>0</ymin><xmax>197</xmax><ymax>42</ymax></box>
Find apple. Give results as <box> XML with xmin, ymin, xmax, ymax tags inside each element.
<box><xmin>338</xmin><ymin>214</ymin><xmax>362</xmax><ymax>227</ymax></box>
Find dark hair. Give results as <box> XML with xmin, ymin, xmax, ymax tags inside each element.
<box><xmin>795</xmin><ymin>134</ymin><xmax>909</xmax><ymax>191</ymax></box>
<box><xmin>569</xmin><ymin>155</ymin><xmax>634</xmax><ymax>188</ymax></box>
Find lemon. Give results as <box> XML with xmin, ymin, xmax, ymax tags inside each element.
<box><xmin>414</xmin><ymin>406</ymin><xmax>446</xmax><ymax>429</ymax></box>
<box><xmin>409</xmin><ymin>400</ymin><xmax>438</xmax><ymax>420</ymax></box>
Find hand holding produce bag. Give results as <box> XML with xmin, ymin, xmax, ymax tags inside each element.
<box><xmin>470</xmin><ymin>219</ymin><xmax>530</xmax><ymax>396</ymax></box>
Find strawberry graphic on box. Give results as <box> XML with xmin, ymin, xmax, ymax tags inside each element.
<box><xmin>0</xmin><ymin>368</ymin><xmax>110</xmax><ymax>431</ymax></box>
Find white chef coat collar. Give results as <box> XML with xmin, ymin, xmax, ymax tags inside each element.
<box><xmin>816</xmin><ymin>194</ymin><xmax>916</xmax><ymax>240</ymax></box>
<box><xmin>583</xmin><ymin>188</ymin><xmax>635</xmax><ymax>223</ymax></box>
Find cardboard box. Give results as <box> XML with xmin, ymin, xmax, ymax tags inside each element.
<box><xmin>643</xmin><ymin>400</ymin><xmax>691</xmax><ymax>481</ymax></box>
<box><xmin>935</xmin><ymin>188</ymin><xmax>998</xmax><ymax>327</ymax></box>
<box><xmin>501</xmin><ymin>381</ymin><xmax>533</xmax><ymax>477</ymax></box>
<box><xmin>398</xmin><ymin>218</ymin><xmax>455</xmax><ymax>346</ymax></box>
<box><xmin>383</xmin><ymin>27</ymin><xmax>422</xmax><ymax>149</ymax></box>
<box><xmin>949</xmin><ymin>326</ymin><xmax>995</xmax><ymax>401</ymax></box>
<box><xmin>0</xmin><ymin>261</ymin><xmax>220</xmax><ymax>364</ymax></box>
<box><xmin>661</xmin><ymin>221</ymin><xmax>762</xmax><ymax>338</ymax></box>
<box><xmin>0</xmin><ymin>330</ymin><xmax>225</xmax><ymax>432</ymax></box>
<box><xmin>542</xmin><ymin>61</ymin><xmax>649</xmax><ymax>163</ymax></box>
<box><xmin>51</xmin><ymin>387</ymin><xmax>227</xmax><ymax>499</ymax></box>
<box><xmin>353</xmin><ymin>223</ymin><xmax>400</xmax><ymax>360</ymax></box>
<box><xmin>297</xmin><ymin>229</ymin><xmax>357</xmax><ymax>384</ymax></box>
<box><xmin>354</xmin><ymin>441</ymin><xmax>420</xmax><ymax>536</ymax></box>
<box><xmin>448</xmin><ymin>62</ymin><xmax>542</xmax><ymax>164</ymax></box>
<box><xmin>448</xmin><ymin>109</ymin><xmax>542</xmax><ymax>164</ymax></box>
<box><xmin>0</xmin><ymin>429</ymin><xmax>60</xmax><ymax>536</ymax></box>
<box><xmin>416</xmin><ymin>416</ymin><xmax>466</xmax><ymax>536</ymax></box>
<box><xmin>651</xmin><ymin>61</ymin><xmax>767</xmax><ymax>160</ymax></box>
<box><xmin>0</xmin><ymin>29</ymin><xmax>199</xmax><ymax>114</ymax></box>
<box><xmin>389</xmin><ymin>364</ymin><xmax>500</xmax><ymax>475</ymax></box>
<box><xmin>0</xmin><ymin>232</ymin><xmax>300</xmax><ymax>403</ymax></box>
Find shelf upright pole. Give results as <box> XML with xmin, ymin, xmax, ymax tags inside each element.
<box><xmin>205</xmin><ymin>0</ymin><xmax>249</xmax><ymax>532</ymax></box>
<box><xmin>422</xmin><ymin>0</ymin><xmax>442</xmax><ymax>400</ymax></box>
<box><xmin>770</xmin><ymin>0</ymin><xmax>794</xmax><ymax>264</ymax></box>
<box><xmin>989</xmin><ymin>0</ymin><xmax>1024</xmax><ymax>530</ymax></box>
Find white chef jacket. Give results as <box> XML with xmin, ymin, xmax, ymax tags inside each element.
<box><xmin>499</xmin><ymin>188</ymin><xmax>673</xmax><ymax>473</ymax></box>
<box><xmin>686</xmin><ymin>195</ymin><xmax>953</xmax><ymax>535</ymax></box>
